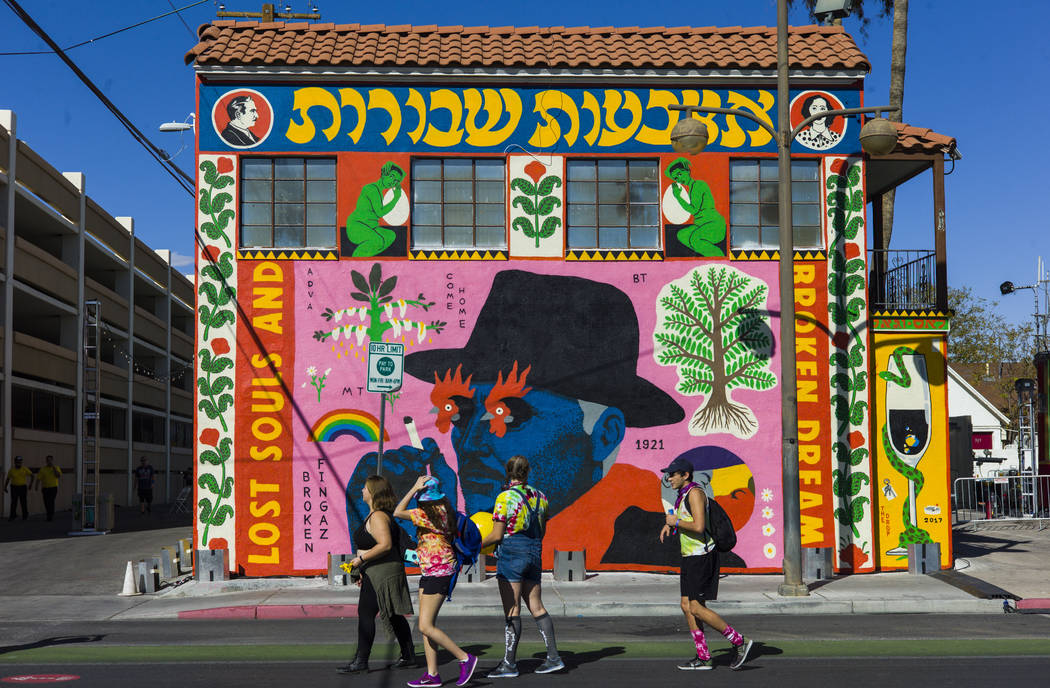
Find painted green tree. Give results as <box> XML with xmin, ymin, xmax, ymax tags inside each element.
<box><xmin>654</xmin><ymin>266</ymin><xmax>776</xmax><ymax>438</ymax></box>
<box><xmin>510</xmin><ymin>160</ymin><xmax>562</xmax><ymax>248</ymax></box>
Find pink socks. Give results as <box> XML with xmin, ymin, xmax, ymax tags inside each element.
<box><xmin>721</xmin><ymin>624</ymin><xmax>743</xmax><ymax>646</ymax></box>
<box><xmin>690</xmin><ymin>629</ymin><xmax>710</xmax><ymax>660</ymax></box>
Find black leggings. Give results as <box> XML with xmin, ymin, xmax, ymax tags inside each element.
<box><xmin>357</xmin><ymin>572</ymin><xmax>414</xmax><ymax>661</ymax></box>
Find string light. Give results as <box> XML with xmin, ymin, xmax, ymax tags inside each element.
<box><xmin>99</xmin><ymin>324</ymin><xmax>193</xmax><ymax>385</ymax></box>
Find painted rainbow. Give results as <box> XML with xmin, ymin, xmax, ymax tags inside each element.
<box><xmin>309</xmin><ymin>409</ymin><xmax>390</xmax><ymax>442</ymax></box>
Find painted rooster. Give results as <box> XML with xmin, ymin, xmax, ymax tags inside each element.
<box><xmin>430</xmin><ymin>365</ymin><xmax>475</xmax><ymax>433</ymax></box>
<box><xmin>483</xmin><ymin>361</ymin><xmax>532</xmax><ymax>438</ymax></box>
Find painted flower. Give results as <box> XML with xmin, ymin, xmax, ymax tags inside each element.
<box><xmin>210</xmin><ymin>338</ymin><xmax>230</xmax><ymax>356</ymax></box>
<box><xmin>208</xmin><ymin>537</ymin><xmax>229</xmax><ymax>550</ymax></box>
<box><xmin>306</xmin><ymin>366</ymin><xmax>318</xmax><ymax>377</ymax></box>
<box><xmin>849</xmin><ymin>431</ymin><xmax>866</xmax><ymax>450</ymax></box>
<box><xmin>761</xmin><ymin>488</ymin><xmax>774</xmax><ymax>503</ymax></box>
<box><xmin>832</xmin><ymin>332</ymin><xmax>851</xmax><ymax>350</ymax></box>
<box><xmin>829</xmin><ymin>158</ymin><xmax>847</xmax><ymax>175</ymax></box>
<box><xmin>201</xmin><ymin>245</ymin><xmax>221</xmax><ymax>264</ymax></box>
<box><xmin>763</xmin><ymin>543</ymin><xmax>777</xmax><ymax>559</ymax></box>
<box><xmin>323</xmin><ymin>368</ymin><xmax>331</xmax><ymax>377</ymax></box>
<box><xmin>216</xmin><ymin>157</ymin><xmax>234</xmax><ymax>175</ymax></box>
<box><xmin>523</xmin><ymin>160</ymin><xmax>546</xmax><ymax>185</ymax></box>
<box><xmin>762</xmin><ymin>507</ymin><xmax>774</xmax><ymax>519</ymax></box>
<box><xmin>199</xmin><ymin>428</ymin><xmax>220</xmax><ymax>447</ymax></box>
<box><xmin>844</xmin><ymin>242</ymin><xmax>861</xmax><ymax>260</ymax></box>
<box><xmin>762</xmin><ymin>523</ymin><xmax>776</xmax><ymax>537</ymax></box>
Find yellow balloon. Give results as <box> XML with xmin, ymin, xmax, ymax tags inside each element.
<box><xmin>470</xmin><ymin>511</ymin><xmax>497</xmax><ymax>555</ymax></box>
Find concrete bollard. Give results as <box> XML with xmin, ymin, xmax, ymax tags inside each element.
<box><xmin>328</xmin><ymin>553</ymin><xmax>353</xmax><ymax>586</ymax></box>
<box><xmin>907</xmin><ymin>542</ymin><xmax>941</xmax><ymax>575</ymax></box>
<box><xmin>463</xmin><ymin>553</ymin><xmax>486</xmax><ymax>583</ymax></box>
<box><xmin>553</xmin><ymin>549</ymin><xmax>586</xmax><ymax>582</ymax></box>
<box><xmin>136</xmin><ymin>559</ymin><xmax>160</xmax><ymax>593</ymax></box>
<box><xmin>177</xmin><ymin>538</ymin><xmax>193</xmax><ymax>573</ymax></box>
<box><xmin>195</xmin><ymin>549</ymin><xmax>230</xmax><ymax>582</ymax></box>
<box><xmin>803</xmin><ymin>547</ymin><xmax>836</xmax><ymax>581</ymax></box>
<box><xmin>158</xmin><ymin>547</ymin><xmax>178</xmax><ymax>578</ymax></box>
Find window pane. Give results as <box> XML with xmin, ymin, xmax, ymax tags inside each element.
<box><xmin>306</xmin><ymin>157</ymin><xmax>336</xmax><ymax>180</ymax></box>
<box><xmin>306</xmin><ymin>180</ymin><xmax>336</xmax><ymax>202</ymax></box>
<box><xmin>730</xmin><ymin>161</ymin><xmax>758</xmax><ymax>181</ymax></box>
<box><xmin>274</xmin><ymin>226</ymin><xmax>302</xmax><ymax>247</ymax></box>
<box><xmin>242</xmin><ymin>158</ymin><xmax>272</xmax><ymax>179</ymax></box>
<box><xmin>568</xmin><ymin>226</ymin><xmax>596</xmax><ymax>248</ymax></box>
<box><xmin>444</xmin><ymin>159</ymin><xmax>473</xmax><ymax>180</ymax></box>
<box><xmin>475</xmin><ymin>159</ymin><xmax>504</xmax><ymax>179</ymax></box>
<box><xmin>759</xmin><ymin>159</ymin><xmax>779</xmax><ymax>180</ymax></box>
<box><xmin>275</xmin><ymin>180</ymin><xmax>304</xmax><ymax>202</ymax></box>
<box><xmin>731</xmin><ymin>226</ymin><xmax>760</xmax><ymax>249</ymax></box>
<box><xmin>413</xmin><ymin>159</ymin><xmax>442</xmax><ymax>180</ymax></box>
<box><xmin>731</xmin><ymin>204</ymin><xmax>759</xmax><ymax>225</ymax></box>
<box><xmin>597</xmin><ymin>182</ymin><xmax>627</xmax><ymax>204</ymax></box>
<box><xmin>476</xmin><ymin>205</ymin><xmax>504</xmax><ymax>226</ymax></box>
<box><xmin>242</xmin><ymin>203</ymin><xmax>272</xmax><ymax>225</ymax></box>
<box><xmin>476</xmin><ymin>181</ymin><xmax>504</xmax><ymax>203</ymax></box>
<box><xmin>793</xmin><ymin>204</ymin><xmax>820</xmax><ymax>226</ymax></box>
<box><xmin>630</xmin><ymin>204</ymin><xmax>658</xmax><ymax>226</ymax></box>
<box><xmin>598</xmin><ymin>204</ymin><xmax>628</xmax><ymax>225</ymax></box>
<box><xmin>413</xmin><ymin>203</ymin><xmax>442</xmax><ymax>225</ymax></box>
<box><xmin>275</xmin><ymin>158</ymin><xmax>304</xmax><ymax>179</ymax></box>
<box><xmin>306</xmin><ymin>203</ymin><xmax>335</xmax><ymax>225</ymax></box>
<box><xmin>629</xmin><ymin>182</ymin><xmax>658</xmax><ymax>204</ymax></box>
<box><xmin>275</xmin><ymin>203</ymin><xmax>304</xmax><ymax>225</ymax></box>
<box><xmin>412</xmin><ymin>225</ymin><xmax>442</xmax><ymax>247</ymax></box>
<box><xmin>475</xmin><ymin>226</ymin><xmax>506</xmax><ymax>248</ymax></box>
<box><xmin>567</xmin><ymin>181</ymin><xmax>594</xmax><ymax>204</ymax></box>
<box><xmin>445</xmin><ymin>204</ymin><xmax>473</xmax><ymax>225</ymax></box>
<box><xmin>241</xmin><ymin>226</ymin><xmax>271</xmax><ymax>246</ymax></box>
<box><xmin>444</xmin><ymin>226</ymin><xmax>474</xmax><ymax>247</ymax></box>
<box><xmin>568</xmin><ymin>204</ymin><xmax>596</xmax><ymax>226</ymax></box>
<box><xmin>792</xmin><ymin>161</ymin><xmax>820</xmax><ymax>181</ymax></box>
<box><xmin>760</xmin><ymin>204</ymin><xmax>779</xmax><ymax>225</ymax></box>
<box><xmin>306</xmin><ymin>226</ymin><xmax>335</xmax><ymax>246</ymax></box>
<box><xmin>598</xmin><ymin>226</ymin><xmax>629</xmax><ymax>248</ymax></box>
<box><xmin>760</xmin><ymin>226</ymin><xmax>779</xmax><ymax>247</ymax></box>
<box><xmin>794</xmin><ymin>225</ymin><xmax>821</xmax><ymax>248</ymax></box>
<box><xmin>444</xmin><ymin>181</ymin><xmax>473</xmax><ymax>202</ymax></box>
<box><xmin>792</xmin><ymin>182</ymin><xmax>819</xmax><ymax>203</ymax></box>
<box><xmin>629</xmin><ymin>160</ymin><xmax>658</xmax><ymax>181</ymax></box>
<box><xmin>630</xmin><ymin>226</ymin><xmax>660</xmax><ymax>248</ymax></box>
<box><xmin>730</xmin><ymin>181</ymin><xmax>758</xmax><ymax>203</ymax></box>
<box><xmin>414</xmin><ymin>180</ymin><xmax>441</xmax><ymax>203</ymax></box>
<box><xmin>567</xmin><ymin>161</ymin><xmax>595</xmax><ymax>181</ymax></box>
<box><xmin>242</xmin><ymin>179</ymin><xmax>272</xmax><ymax>202</ymax></box>
<box><xmin>597</xmin><ymin>160</ymin><xmax>627</xmax><ymax>180</ymax></box>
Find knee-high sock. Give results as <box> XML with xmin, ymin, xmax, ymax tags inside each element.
<box><xmin>691</xmin><ymin>628</ymin><xmax>710</xmax><ymax>660</ymax></box>
<box><xmin>534</xmin><ymin>612</ymin><xmax>559</xmax><ymax>659</ymax></box>
<box><xmin>503</xmin><ymin>616</ymin><xmax>522</xmax><ymax>664</ymax></box>
<box><xmin>721</xmin><ymin>624</ymin><xmax>743</xmax><ymax>646</ymax></box>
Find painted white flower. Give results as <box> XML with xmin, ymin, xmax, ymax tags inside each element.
<box><xmin>306</xmin><ymin>366</ymin><xmax>317</xmax><ymax>377</ymax></box>
<box><xmin>323</xmin><ymin>368</ymin><xmax>331</xmax><ymax>377</ymax></box>
<box><xmin>417</xmin><ymin>322</ymin><xmax>427</xmax><ymax>343</ymax></box>
<box><xmin>761</xmin><ymin>488</ymin><xmax>774</xmax><ymax>503</ymax></box>
<box><xmin>354</xmin><ymin>325</ymin><xmax>366</xmax><ymax>347</ymax></box>
<box><xmin>398</xmin><ymin>299</ymin><xmax>407</xmax><ymax>317</ymax></box>
<box><xmin>763</xmin><ymin>543</ymin><xmax>777</xmax><ymax>559</ymax></box>
<box><xmin>762</xmin><ymin>507</ymin><xmax>774</xmax><ymax>520</ymax></box>
<box><xmin>358</xmin><ymin>308</ymin><xmax>367</xmax><ymax>322</ymax></box>
<box><xmin>334</xmin><ymin>310</ymin><xmax>343</xmax><ymax>322</ymax></box>
<box><xmin>762</xmin><ymin>523</ymin><xmax>776</xmax><ymax>537</ymax></box>
<box><xmin>384</xmin><ymin>303</ymin><xmax>393</xmax><ymax>319</ymax></box>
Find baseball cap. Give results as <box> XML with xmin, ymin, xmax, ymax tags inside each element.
<box><xmin>418</xmin><ymin>477</ymin><xmax>445</xmax><ymax>502</ymax></box>
<box><xmin>660</xmin><ymin>457</ymin><xmax>694</xmax><ymax>475</ymax></box>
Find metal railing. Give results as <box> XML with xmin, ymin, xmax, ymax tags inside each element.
<box><xmin>869</xmin><ymin>249</ymin><xmax>937</xmax><ymax>311</ymax></box>
<box><xmin>953</xmin><ymin>474</ymin><xmax>1050</xmax><ymax>528</ymax></box>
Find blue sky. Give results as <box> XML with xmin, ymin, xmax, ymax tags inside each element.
<box><xmin>2</xmin><ymin>0</ymin><xmax>1048</xmax><ymax>327</ymax></box>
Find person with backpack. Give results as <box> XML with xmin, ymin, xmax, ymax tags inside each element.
<box><xmin>393</xmin><ymin>475</ymin><xmax>478</xmax><ymax>688</ymax></box>
<box><xmin>659</xmin><ymin>456</ymin><xmax>752</xmax><ymax>671</ymax></box>
<box><xmin>481</xmin><ymin>455</ymin><xmax>564</xmax><ymax>678</ymax></box>
<box><xmin>337</xmin><ymin>475</ymin><xmax>415</xmax><ymax>675</ymax></box>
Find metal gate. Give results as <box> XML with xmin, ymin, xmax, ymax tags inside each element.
<box><xmin>953</xmin><ymin>474</ymin><xmax>1050</xmax><ymax>528</ymax></box>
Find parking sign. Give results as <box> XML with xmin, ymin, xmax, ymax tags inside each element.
<box><xmin>367</xmin><ymin>342</ymin><xmax>404</xmax><ymax>392</ymax></box>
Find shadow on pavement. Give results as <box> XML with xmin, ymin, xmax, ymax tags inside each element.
<box><xmin>0</xmin><ymin>506</ymin><xmax>190</xmax><ymax>543</ymax></box>
<box><xmin>535</xmin><ymin>645</ymin><xmax>625</xmax><ymax>671</ymax></box>
<box><xmin>0</xmin><ymin>634</ymin><xmax>105</xmax><ymax>656</ymax></box>
<box><xmin>953</xmin><ymin>528</ymin><xmax>1030</xmax><ymax>560</ymax></box>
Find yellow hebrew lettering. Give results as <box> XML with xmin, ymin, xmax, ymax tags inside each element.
<box><xmin>463</xmin><ymin>88</ymin><xmax>522</xmax><ymax>147</ymax></box>
<box><xmin>422</xmin><ymin>89</ymin><xmax>465</xmax><ymax>147</ymax></box>
<box><xmin>338</xmin><ymin>88</ymin><xmax>367</xmax><ymax>144</ymax></box>
<box><xmin>636</xmin><ymin>90</ymin><xmax>681</xmax><ymax>146</ymax></box>
<box><xmin>367</xmin><ymin>88</ymin><xmax>402</xmax><ymax>145</ymax></box>
<box><xmin>405</xmin><ymin>89</ymin><xmax>426</xmax><ymax>144</ymax></box>
<box><xmin>597</xmin><ymin>90</ymin><xmax>643</xmax><ymax>147</ymax></box>
<box><xmin>528</xmin><ymin>90</ymin><xmax>579</xmax><ymax>148</ymax></box>
<box><xmin>726</xmin><ymin>90</ymin><xmax>775</xmax><ymax>148</ymax></box>
<box><xmin>285</xmin><ymin>87</ymin><xmax>341</xmax><ymax>144</ymax></box>
<box><xmin>581</xmin><ymin>91</ymin><xmax>601</xmax><ymax>147</ymax></box>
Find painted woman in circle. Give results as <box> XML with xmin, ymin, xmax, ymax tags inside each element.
<box><xmin>795</xmin><ymin>95</ymin><xmax>843</xmax><ymax>151</ymax></box>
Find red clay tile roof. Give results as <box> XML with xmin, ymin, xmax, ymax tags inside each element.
<box><xmin>891</xmin><ymin>121</ymin><xmax>958</xmax><ymax>156</ymax></box>
<box><xmin>185</xmin><ymin>22</ymin><xmax>870</xmax><ymax>71</ymax></box>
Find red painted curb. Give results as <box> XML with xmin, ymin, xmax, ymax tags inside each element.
<box><xmin>1016</xmin><ymin>598</ymin><xmax>1050</xmax><ymax>610</ymax></box>
<box><xmin>177</xmin><ymin>604</ymin><xmax>359</xmax><ymax>619</ymax></box>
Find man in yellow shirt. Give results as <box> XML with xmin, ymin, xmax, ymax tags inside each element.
<box><xmin>37</xmin><ymin>454</ymin><xmax>62</xmax><ymax>521</ymax></box>
<box><xmin>4</xmin><ymin>456</ymin><xmax>34</xmax><ymax>521</ymax></box>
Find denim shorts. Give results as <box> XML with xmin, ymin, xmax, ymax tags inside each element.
<box><xmin>496</xmin><ymin>534</ymin><xmax>542</xmax><ymax>583</ymax></box>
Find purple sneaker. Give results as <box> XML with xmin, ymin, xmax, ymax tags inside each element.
<box><xmin>407</xmin><ymin>673</ymin><xmax>441</xmax><ymax>687</ymax></box>
<box><xmin>456</xmin><ymin>654</ymin><xmax>478</xmax><ymax>686</ymax></box>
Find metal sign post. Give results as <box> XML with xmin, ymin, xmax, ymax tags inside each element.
<box><xmin>366</xmin><ymin>342</ymin><xmax>404</xmax><ymax>476</ymax></box>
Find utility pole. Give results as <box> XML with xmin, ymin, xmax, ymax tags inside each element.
<box><xmin>216</xmin><ymin>3</ymin><xmax>321</xmax><ymax>21</ymax></box>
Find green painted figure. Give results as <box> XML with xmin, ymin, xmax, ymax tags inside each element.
<box><xmin>345</xmin><ymin>161</ymin><xmax>405</xmax><ymax>257</ymax></box>
<box><xmin>665</xmin><ymin>157</ymin><xmax>727</xmax><ymax>257</ymax></box>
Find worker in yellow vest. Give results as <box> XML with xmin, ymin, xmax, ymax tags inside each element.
<box><xmin>37</xmin><ymin>455</ymin><xmax>62</xmax><ymax>521</ymax></box>
<box><xmin>4</xmin><ymin>456</ymin><xmax>35</xmax><ymax>521</ymax></box>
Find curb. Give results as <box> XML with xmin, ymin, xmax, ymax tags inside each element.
<box><xmin>178</xmin><ymin>604</ymin><xmax>359</xmax><ymax>619</ymax></box>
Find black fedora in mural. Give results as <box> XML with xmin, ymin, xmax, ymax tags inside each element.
<box><xmin>405</xmin><ymin>270</ymin><xmax>684</xmax><ymax>428</ymax></box>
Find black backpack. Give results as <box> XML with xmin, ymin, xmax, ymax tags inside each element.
<box><xmin>704</xmin><ymin>494</ymin><xmax>737</xmax><ymax>553</ymax></box>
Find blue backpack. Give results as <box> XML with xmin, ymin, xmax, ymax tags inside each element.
<box><xmin>446</xmin><ymin>512</ymin><xmax>482</xmax><ymax>601</ymax></box>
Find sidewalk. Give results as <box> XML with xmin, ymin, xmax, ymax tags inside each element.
<box><xmin>1</xmin><ymin>514</ymin><xmax>1047</xmax><ymax>622</ymax></box>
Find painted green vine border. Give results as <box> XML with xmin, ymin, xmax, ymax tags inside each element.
<box><xmin>196</xmin><ymin>157</ymin><xmax>237</xmax><ymax>548</ymax></box>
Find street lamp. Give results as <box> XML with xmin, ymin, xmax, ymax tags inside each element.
<box><xmin>669</xmin><ymin>0</ymin><xmax>898</xmax><ymax>597</ymax></box>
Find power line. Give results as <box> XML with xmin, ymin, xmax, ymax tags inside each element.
<box><xmin>0</xmin><ymin>0</ymin><xmax>207</xmax><ymax>56</ymax></box>
<box><xmin>3</xmin><ymin>0</ymin><xmax>194</xmax><ymax>196</ymax></box>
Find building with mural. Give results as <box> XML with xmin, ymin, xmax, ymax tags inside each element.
<box><xmin>185</xmin><ymin>22</ymin><xmax>960</xmax><ymax>576</ymax></box>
